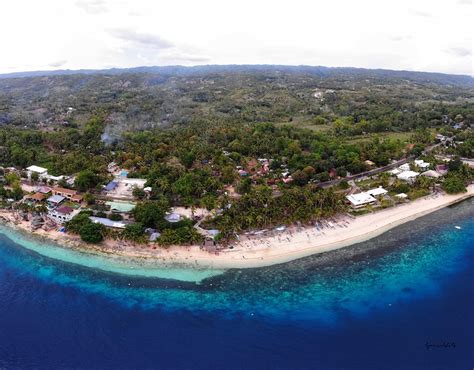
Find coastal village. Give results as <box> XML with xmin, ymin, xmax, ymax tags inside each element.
<box><xmin>0</xmin><ymin>145</ymin><xmax>472</xmax><ymax>259</ymax></box>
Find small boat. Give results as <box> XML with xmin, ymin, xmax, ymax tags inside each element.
<box><xmin>455</xmin><ymin>226</ymin><xmax>461</xmax><ymax>230</ymax></box>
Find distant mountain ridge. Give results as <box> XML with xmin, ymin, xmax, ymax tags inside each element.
<box><xmin>1</xmin><ymin>65</ymin><xmax>473</xmax><ymax>86</ymax></box>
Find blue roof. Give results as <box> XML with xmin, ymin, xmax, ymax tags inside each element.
<box><xmin>105</xmin><ymin>181</ymin><xmax>118</xmax><ymax>191</ymax></box>
<box><xmin>47</xmin><ymin>194</ymin><xmax>65</xmax><ymax>204</ymax></box>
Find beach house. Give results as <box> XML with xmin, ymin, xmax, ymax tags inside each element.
<box><xmin>47</xmin><ymin>205</ymin><xmax>78</xmax><ymax>224</ymax></box>
<box><xmin>346</xmin><ymin>193</ymin><xmax>377</xmax><ymax>209</ymax></box>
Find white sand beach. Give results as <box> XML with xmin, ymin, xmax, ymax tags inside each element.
<box><xmin>1</xmin><ymin>185</ymin><xmax>473</xmax><ymax>270</ymax></box>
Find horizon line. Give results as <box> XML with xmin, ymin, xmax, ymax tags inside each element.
<box><xmin>0</xmin><ymin>63</ymin><xmax>473</xmax><ymax>79</ymax></box>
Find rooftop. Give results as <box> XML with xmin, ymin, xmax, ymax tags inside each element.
<box><xmin>28</xmin><ymin>193</ymin><xmax>46</xmax><ymax>201</ymax></box>
<box><xmin>53</xmin><ymin>187</ymin><xmax>77</xmax><ymax>195</ymax></box>
<box><xmin>106</xmin><ymin>201</ymin><xmax>136</xmax><ymax>213</ymax></box>
<box><xmin>120</xmin><ymin>178</ymin><xmax>147</xmax><ymax>187</ymax></box>
<box><xmin>36</xmin><ymin>186</ymin><xmax>52</xmax><ymax>194</ymax></box>
<box><xmin>47</xmin><ymin>194</ymin><xmax>66</xmax><ymax>204</ymax></box>
<box><xmin>390</xmin><ymin>168</ymin><xmax>402</xmax><ymax>175</ymax></box>
<box><xmin>366</xmin><ymin>187</ymin><xmax>388</xmax><ymax>197</ymax></box>
<box><xmin>397</xmin><ymin>171</ymin><xmax>420</xmax><ymax>180</ymax></box>
<box><xmin>27</xmin><ymin>165</ymin><xmax>48</xmax><ymax>174</ymax></box>
<box><xmin>421</xmin><ymin>170</ymin><xmax>441</xmax><ymax>178</ymax></box>
<box><xmin>105</xmin><ymin>181</ymin><xmax>118</xmax><ymax>192</ymax></box>
<box><xmin>90</xmin><ymin>216</ymin><xmax>127</xmax><ymax>229</ymax></box>
<box><xmin>346</xmin><ymin>193</ymin><xmax>376</xmax><ymax>206</ymax></box>
<box><xmin>414</xmin><ymin>159</ymin><xmax>430</xmax><ymax>168</ymax></box>
<box><xmin>46</xmin><ymin>174</ymin><xmax>65</xmax><ymax>181</ymax></box>
<box><xmin>56</xmin><ymin>205</ymin><xmax>74</xmax><ymax>214</ymax></box>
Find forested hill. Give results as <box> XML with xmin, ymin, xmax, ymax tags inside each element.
<box><xmin>1</xmin><ymin>65</ymin><xmax>473</xmax><ymax>86</ymax></box>
<box><xmin>0</xmin><ymin>65</ymin><xmax>472</xmax><ymax>136</ymax></box>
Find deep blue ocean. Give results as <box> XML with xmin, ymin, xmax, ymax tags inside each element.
<box><xmin>0</xmin><ymin>199</ymin><xmax>473</xmax><ymax>369</ymax></box>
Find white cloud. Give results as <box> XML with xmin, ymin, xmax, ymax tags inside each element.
<box><xmin>48</xmin><ymin>60</ymin><xmax>68</xmax><ymax>68</ymax></box>
<box><xmin>108</xmin><ymin>28</ymin><xmax>174</xmax><ymax>49</ymax></box>
<box><xmin>445</xmin><ymin>47</ymin><xmax>472</xmax><ymax>57</ymax></box>
<box><xmin>389</xmin><ymin>35</ymin><xmax>414</xmax><ymax>42</ymax></box>
<box><xmin>0</xmin><ymin>0</ymin><xmax>472</xmax><ymax>75</ymax></box>
<box><xmin>157</xmin><ymin>53</ymin><xmax>210</xmax><ymax>64</ymax></box>
<box><xmin>409</xmin><ymin>9</ymin><xmax>432</xmax><ymax>17</ymax></box>
<box><xmin>75</xmin><ymin>0</ymin><xmax>108</xmax><ymax>14</ymax></box>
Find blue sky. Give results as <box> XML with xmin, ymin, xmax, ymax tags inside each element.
<box><xmin>1</xmin><ymin>0</ymin><xmax>472</xmax><ymax>75</ymax></box>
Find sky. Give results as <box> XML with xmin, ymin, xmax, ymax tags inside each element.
<box><xmin>0</xmin><ymin>0</ymin><xmax>472</xmax><ymax>75</ymax></box>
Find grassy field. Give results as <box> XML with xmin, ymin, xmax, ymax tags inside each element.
<box><xmin>273</xmin><ymin>116</ymin><xmax>332</xmax><ymax>132</ymax></box>
<box><xmin>345</xmin><ymin>131</ymin><xmax>413</xmax><ymax>144</ymax></box>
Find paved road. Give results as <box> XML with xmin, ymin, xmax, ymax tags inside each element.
<box><xmin>317</xmin><ymin>156</ymin><xmax>413</xmax><ymax>188</ymax></box>
<box><xmin>317</xmin><ymin>142</ymin><xmax>443</xmax><ymax>188</ymax></box>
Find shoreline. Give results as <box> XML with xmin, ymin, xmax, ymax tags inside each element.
<box><xmin>0</xmin><ymin>185</ymin><xmax>472</xmax><ymax>271</ymax></box>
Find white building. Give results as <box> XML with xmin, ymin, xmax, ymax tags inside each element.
<box><xmin>346</xmin><ymin>193</ymin><xmax>377</xmax><ymax>209</ymax></box>
<box><xmin>366</xmin><ymin>187</ymin><xmax>388</xmax><ymax>197</ymax></box>
<box><xmin>47</xmin><ymin>206</ymin><xmax>78</xmax><ymax>224</ymax></box>
<box><xmin>414</xmin><ymin>159</ymin><xmax>430</xmax><ymax>170</ymax></box>
<box><xmin>397</xmin><ymin>171</ymin><xmax>420</xmax><ymax>182</ymax></box>
<box><xmin>26</xmin><ymin>165</ymin><xmax>66</xmax><ymax>184</ymax></box>
<box><xmin>26</xmin><ymin>165</ymin><xmax>48</xmax><ymax>180</ymax></box>
<box><xmin>398</xmin><ymin>163</ymin><xmax>410</xmax><ymax>172</ymax></box>
<box><xmin>90</xmin><ymin>216</ymin><xmax>127</xmax><ymax>229</ymax></box>
<box><xmin>121</xmin><ymin>178</ymin><xmax>147</xmax><ymax>188</ymax></box>
<box><xmin>45</xmin><ymin>174</ymin><xmax>65</xmax><ymax>183</ymax></box>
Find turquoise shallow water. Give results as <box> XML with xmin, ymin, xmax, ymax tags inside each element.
<box><xmin>0</xmin><ymin>199</ymin><xmax>472</xmax><ymax>368</ymax></box>
<box><xmin>0</xmin><ymin>225</ymin><xmax>225</xmax><ymax>282</ymax></box>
